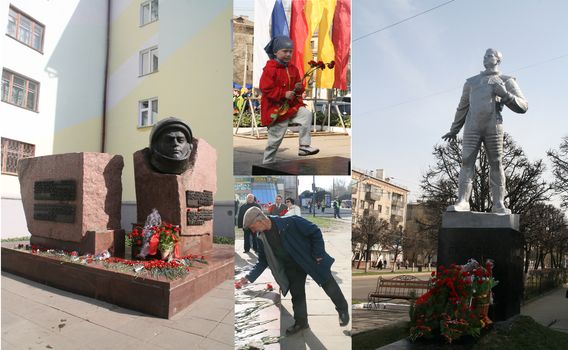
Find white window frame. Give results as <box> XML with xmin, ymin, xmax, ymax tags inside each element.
<box><xmin>139</xmin><ymin>46</ymin><xmax>159</xmax><ymax>76</ymax></box>
<box><xmin>140</xmin><ymin>0</ymin><xmax>159</xmax><ymax>26</ymax></box>
<box><xmin>138</xmin><ymin>98</ymin><xmax>158</xmax><ymax>127</ymax></box>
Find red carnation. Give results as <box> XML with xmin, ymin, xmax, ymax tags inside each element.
<box><xmin>327</xmin><ymin>60</ymin><xmax>335</xmax><ymax>69</ymax></box>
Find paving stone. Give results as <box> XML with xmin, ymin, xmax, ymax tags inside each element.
<box><xmin>199</xmin><ymin>337</ymin><xmax>234</xmax><ymax>350</ymax></box>
<box><xmin>207</xmin><ymin>322</ymin><xmax>235</xmax><ymax>346</ymax></box>
<box><xmin>166</xmin><ymin>317</ymin><xmax>218</xmax><ymax>337</ymax></box>
<box><xmin>147</xmin><ymin>325</ymin><xmax>205</xmax><ymax>349</ymax></box>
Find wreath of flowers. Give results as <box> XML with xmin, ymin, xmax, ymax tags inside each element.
<box><xmin>410</xmin><ymin>259</ymin><xmax>497</xmax><ymax>343</ymax></box>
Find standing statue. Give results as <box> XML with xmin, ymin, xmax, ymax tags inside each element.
<box><xmin>442</xmin><ymin>49</ymin><xmax>528</xmax><ymax>214</ymax></box>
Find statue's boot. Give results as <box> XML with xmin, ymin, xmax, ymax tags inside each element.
<box><xmin>491</xmin><ymin>185</ymin><xmax>511</xmax><ymax>214</ymax></box>
<box><xmin>446</xmin><ymin>182</ymin><xmax>471</xmax><ymax>212</ymax></box>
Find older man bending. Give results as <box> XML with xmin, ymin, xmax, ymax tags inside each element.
<box><xmin>238</xmin><ymin>207</ymin><xmax>349</xmax><ymax>335</ymax></box>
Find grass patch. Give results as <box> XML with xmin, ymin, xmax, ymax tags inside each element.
<box><xmin>213</xmin><ymin>236</ymin><xmax>235</xmax><ymax>245</ymax></box>
<box><xmin>1</xmin><ymin>236</ymin><xmax>30</xmax><ymax>242</ymax></box>
<box><xmin>352</xmin><ymin>299</ymin><xmax>364</xmax><ymax>305</ymax></box>
<box><xmin>472</xmin><ymin>315</ymin><xmax>568</xmax><ymax>350</ymax></box>
<box><xmin>352</xmin><ymin>321</ymin><xmax>410</xmax><ymax>349</ymax></box>
<box><xmin>352</xmin><ymin>316</ymin><xmax>568</xmax><ymax>350</ymax></box>
<box><xmin>303</xmin><ymin>216</ymin><xmax>334</xmax><ymax>230</ymax></box>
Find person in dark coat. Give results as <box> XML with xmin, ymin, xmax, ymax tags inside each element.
<box><xmin>237</xmin><ymin>194</ymin><xmax>261</xmax><ymax>253</ymax></box>
<box><xmin>238</xmin><ymin>207</ymin><xmax>349</xmax><ymax>335</ymax></box>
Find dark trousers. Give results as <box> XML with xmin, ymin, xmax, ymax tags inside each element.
<box><xmin>286</xmin><ymin>264</ymin><xmax>348</xmax><ymax>325</ymax></box>
<box><xmin>243</xmin><ymin>228</ymin><xmax>257</xmax><ymax>252</ymax></box>
<box><xmin>334</xmin><ymin>207</ymin><xmax>341</xmax><ymax>218</ymax></box>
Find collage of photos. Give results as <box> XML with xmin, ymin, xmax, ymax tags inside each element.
<box><xmin>1</xmin><ymin>0</ymin><xmax>568</xmax><ymax>350</ymax></box>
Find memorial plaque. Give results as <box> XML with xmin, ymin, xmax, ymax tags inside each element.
<box><xmin>34</xmin><ymin>204</ymin><xmax>76</xmax><ymax>223</ymax></box>
<box><xmin>34</xmin><ymin>180</ymin><xmax>76</xmax><ymax>201</ymax></box>
<box><xmin>187</xmin><ymin>209</ymin><xmax>213</xmax><ymax>226</ymax></box>
<box><xmin>186</xmin><ymin>190</ymin><xmax>214</xmax><ymax>208</ymax></box>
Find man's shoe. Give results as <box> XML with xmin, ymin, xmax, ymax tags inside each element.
<box><xmin>446</xmin><ymin>200</ymin><xmax>470</xmax><ymax>212</ymax></box>
<box><xmin>285</xmin><ymin>322</ymin><xmax>309</xmax><ymax>336</ymax></box>
<box><xmin>243</xmin><ymin>250</ymin><xmax>249</xmax><ymax>253</ymax></box>
<box><xmin>298</xmin><ymin>146</ymin><xmax>319</xmax><ymax>156</ymax></box>
<box><xmin>338</xmin><ymin>309</ymin><xmax>350</xmax><ymax>326</ymax></box>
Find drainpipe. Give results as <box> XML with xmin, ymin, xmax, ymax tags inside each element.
<box><xmin>101</xmin><ymin>0</ymin><xmax>111</xmax><ymax>152</ymax></box>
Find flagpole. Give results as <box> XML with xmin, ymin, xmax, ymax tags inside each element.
<box><xmin>243</xmin><ymin>44</ymin><xmax>248</xmax><ymax>88</ymax></box>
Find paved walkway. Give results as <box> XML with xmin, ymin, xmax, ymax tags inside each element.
<box><xmin>233</xmin><ymin>133</ymin><xmax>350</xmax><ymax>175</ymax></box>
<box><xmin>521</xmin><ymin>283</ymin><xmax>568</xmax><ymax>333</ymax></box>
<box><xmin>1</xmin><ymin>272</ymin><xmax>234</xmax><ymax>350</ymax></box>
<box><xmin>234</xmin><ymin>217</ymin><xmax>352</xmax><ymax>349</ymax></box>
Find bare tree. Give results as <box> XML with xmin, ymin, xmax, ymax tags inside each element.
<box><xmin>548</xmin><ymin>136</ymin><xmax>568</xmax><ymax>208</ymax></box>
<box><xmin>352</xmin><ymin>215</ymin><xmax>389</xmax><ymax>272</ymax></box>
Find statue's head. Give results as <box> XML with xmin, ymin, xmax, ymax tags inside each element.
<box><xmin>483</xmin><ymin>48</ymin><xmax>502</xmax><ymax>69</ymax></box>
<box><xmin>149</xmin><ymin>117</ymin><xmax>193</xmax><ymax>174</ymax></box>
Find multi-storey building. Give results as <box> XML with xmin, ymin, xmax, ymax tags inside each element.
<box><xmin>232</xmin><ymin>16</ymin><xmax>253</xmax><ymax>88</ymax></box>
<box><xmin>352</xmin><ymin>168</ymin><xmax>409</xmax><ymax>268</ymax></box>
<box><xmin>352</xmin><ymin>168</ymin><xmax>409</xmax><ymax>228</ymax></box>
<box><xmin>1</xmin><ymin>0</ymin><xmax>107</xmax><ymax>238</ymax></box>
<box><xmin>1</xmin><ymin>0</ymin><xmax>233</xmax><ymax>238</ymax></box>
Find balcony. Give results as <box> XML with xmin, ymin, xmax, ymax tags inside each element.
<box><xmin>365</xmin><ymin>191</ymin><xmax>381</xmax><ymax>201</ymax></box>
<box><xmin>363</xmin><ymin>208</ymin><xmax>381</xmax><ymax>217</ymax></box>
<box><xmin>390</xmin><ymin>214</ymin><xmax>404</xmax><ymax>224</ymax></box>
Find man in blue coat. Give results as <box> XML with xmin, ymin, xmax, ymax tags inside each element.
<box><xmin>238</xmin><ymin>207</ymin><xmax>349</xmax><ymax>335</ymax></box>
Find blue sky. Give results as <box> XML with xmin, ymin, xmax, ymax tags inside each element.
<box><xmin>353</xmin><ymin>0</ymin><xmax>568</xmax><ymax>204</ymax></box>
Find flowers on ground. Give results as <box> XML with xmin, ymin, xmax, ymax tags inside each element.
<box><xmin>16</xmin><ymin>245</ymin><xmax>207</xmax><ymax>280</ymax></box>
<box><xmin>410</xmin><ymin>259</ymin><xmax>498</xmax><ymax>343</ymax></box>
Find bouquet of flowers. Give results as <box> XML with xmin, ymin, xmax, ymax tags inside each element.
<box><xmin>409</xmin><ymin>259</ymin><xmax>497</xmax><ymax>343</ymax></box>
<box><xmin>147</xmin><ymin>222</ymin><xmax>180</xmax><ymax>261</ymax></box>
<box><xmin>269</xmin><ymin>60</ymin><xmax>336</xmax><ymax>124</ymax></box>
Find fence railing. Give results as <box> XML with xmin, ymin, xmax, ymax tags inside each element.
<box><xmin>523</xmin><ymin>268</ymin><xmax>567</xmax><ymax>301</ymax></box>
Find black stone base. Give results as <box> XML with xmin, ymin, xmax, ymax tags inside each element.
<box><xmin>252</xmin><ymin>156</ymin><xmax>351</xmax><ymax>175</ymax></box>
<box><xmin>438</xmin><ymin>226</ymin><xmax>523</xmax><ymax>321</ymax></box>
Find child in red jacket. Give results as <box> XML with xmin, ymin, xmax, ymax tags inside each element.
<box><xmin>260</xmin><ymin>36</ymin><xmax>319</xmax><ymax>164</ymax></box>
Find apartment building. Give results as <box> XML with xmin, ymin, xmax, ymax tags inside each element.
<box><xmin>1</xmin><ymin>0</ymin><xmax>107</xmax><ymax>238</ymax></box>
<box><xmin>352</xmin><ymin>168</ymin><xmax>409</xmax><ymax>228</ymax></box>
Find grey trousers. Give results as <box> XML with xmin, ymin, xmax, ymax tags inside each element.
<box><xmin>263</xmin><ymin>107</ymin><xmax>313</xmax><ymax>164</ymax></box>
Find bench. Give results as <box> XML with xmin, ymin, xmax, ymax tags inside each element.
<box><xmin>368</xmin><ymin>275</ymin><xmax>431</xmax><ymax>309</ymax></box>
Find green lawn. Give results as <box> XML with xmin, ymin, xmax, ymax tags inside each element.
<box><xmin>352</xmin><ymin>316</ymin><xmax>568</xmax><ymax>350</ymax></box>
<box><xmin>303</xmin><ymin>216</ymin><xmax>334</xmax><ymax>230</ymax></box>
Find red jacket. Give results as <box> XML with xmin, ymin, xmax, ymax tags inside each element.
<box><xmin>259</xmin><ymin>60</ymin><xmax>305</xmax><ymax>126</ymax></box>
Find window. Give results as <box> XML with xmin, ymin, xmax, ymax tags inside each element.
<box><xmin>139</xmin><ymin>98</ymin><xmax>158</xmax><ymax>127</ymax></box>
<box><xmin>140</xmin><ymin>0</ymin><xmax>158</xmax><ymax>26</ymax></box>
<box><xmin>2</xmin><ymin>69</ymin><xmax>40</xmax><ymax>111</ymax></box>
<box><xmin>139</xmin><ymin>46</ymin><xmax>159</xmax><ymax>75</ymax></box>
<box><xmin>6</xmin><ymin>6</ymin><xmax>44</xmax><ymax>52</ymax></box>
<box><xmin>1</xmin><ymin>138</ymin><xmax>35</xmax><ymax>175</ymax></box>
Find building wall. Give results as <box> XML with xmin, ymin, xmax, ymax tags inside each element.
<box><xmin>352</xmin><ymin>169</ymin><xmax>409</xmax><ymax>229</ymax></box>
<box><xmin>105</xmin><ymin>0</ymin><xmax>233</xmax><ymax>205</ymax></box>
<box><xmin>232</xmin><ymin>16</ymin><xmax>253</xmax><ymax>87</ymax></box>
<box><xmin>1</xmin><ymin>0</ymin><xmax>107</xmax><ymax>238</ymax></box>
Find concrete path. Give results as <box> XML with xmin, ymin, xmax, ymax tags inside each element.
<box><xmin>234</xmin><ymin>216</ymin><xmax>352</xmax><ymax>349</ymax></box>
<box><xmin>521</xmin><ymin>283</ymin><xmax>568</xmax><ymax>333</ymax></box>
<box><xmin>1</xmin><ymin>272</ymin><xmax>234</xmax><ymax>350</ymax></box>
<box><xmin>233</xmin><ymin>133</ymin><xmax>351</xmax><ymax>175</ymax></box>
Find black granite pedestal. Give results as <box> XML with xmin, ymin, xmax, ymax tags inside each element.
<box><xmin>438</xmin><ymin>212</ymin><xmax>523</xmax><ymax>322</ymax></box>
<box><xmin>252</xmin><ymin>156</ymin><xmax>350</xmax><ymax>175</ymax></box>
